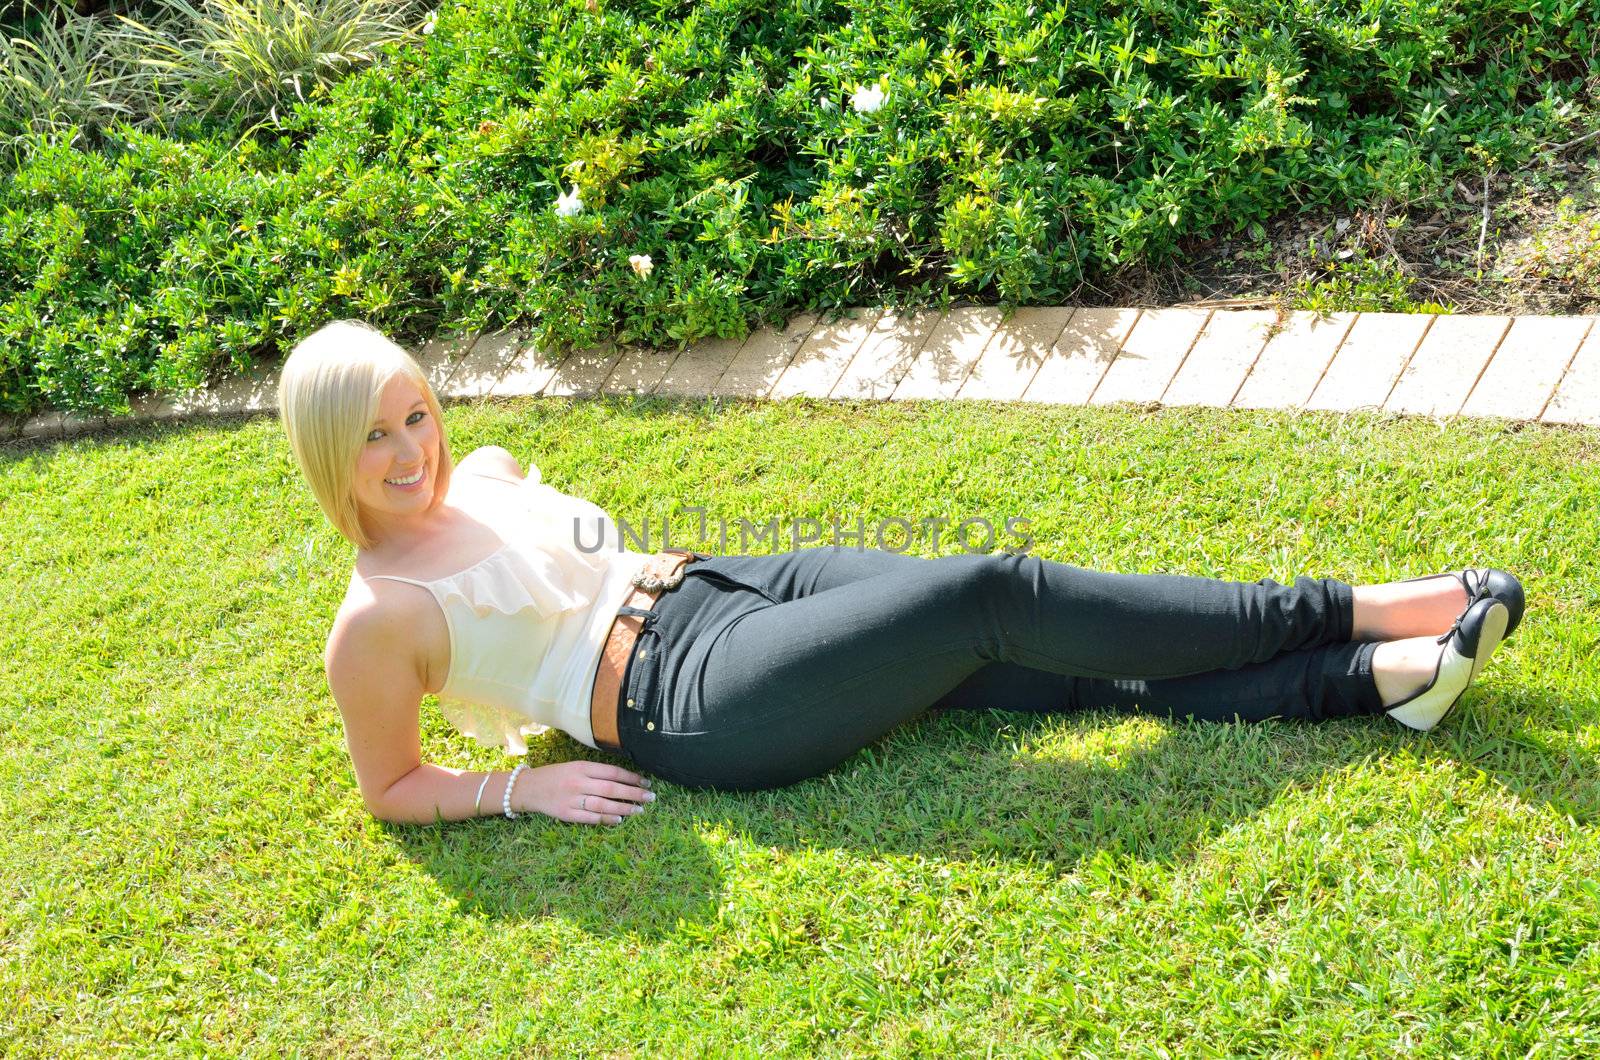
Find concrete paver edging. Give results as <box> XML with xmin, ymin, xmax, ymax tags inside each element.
<box><xmin>7</xmin><ymin>308</ymin><xmax>1598</xmax><ymax>444</ymax></box>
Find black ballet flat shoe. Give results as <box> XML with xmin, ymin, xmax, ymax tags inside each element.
<box><xmin>1400</xmin><ymin>567</ymin><xmax>1526</xmax><ymax>639</ymax></box>
<box><xmin>1385</xmin><ymin>596</ymin><xmax>1510</xmax><ymax>732</ymax></box>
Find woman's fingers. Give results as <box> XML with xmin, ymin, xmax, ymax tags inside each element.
<box><xmin>585</xmin><ymin>795</ymin><xmax>646</xmax><ymax>820</ymax></box>
<box><xmin>595</xmin><ymin>779</ymin><xmax>655</xmax><ymax>805</ymax></box>
<box><xmin>587</xmin><ymin>763</ymin><xmax>652</xmax><ymax>789</ymax></box>
<box><xmin>557</xmin><ymin>763</ymin><xmax>657</xmax><ymax>825</ymax></box>
<box><xmin>569</xmin><ymin>793</ymin><xmax>625</xmax><ymax>826</ymax></box>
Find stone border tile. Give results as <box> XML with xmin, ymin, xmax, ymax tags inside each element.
<box><xmin>125</xmin><ymin>359</ymin><xmax>282</xmax><ymax>423</ymax></box>
<box><xmin>1089</xmin><ymin>307</ymin><xmax>1210</xmax><ymax>406</ymax></box>
<box><xmin>60</xmin><ymin>412</ymin><xmax>111</xmax><ymax>438</ymax></box>
<box><xmin>1385</xmin><ymin>314</ymin><xmax>1511</xmax><ymax>417</ymax></box>
<box><xmin>601</xmin><ymin>345</ymin><xmax>680</xmax><ymax>396</ymax></box>
<box><xmin>770</xmin><ymin>307</ymin><xmax>882</xmax><ymax>400</ymax></box>
<box><xmin>21</xmin><ymin>412</ymin><xmax>64</xmax><ymax>439</ymax></box>
<box><xmin>543</xmin><ymin>342</ymin><xmax>625</xmax><ymax>399</ymax></box>
<box><xmin>1462</xmin><ymin>315</ymin><xmax>1594</xmax><ymax>421</ymax></box>
<box><xmin>656</xmin><ymin>334</ymin><xmax>747</xmax><ymax>398</ymax></box>
<box><xmin>444</xmin><ymin>330</ymin><xmax>523</xmax><ymax>399</ymax></box>
<box><xmin>126</xmin><ymin>392</ymin><xmax>182</xmax><ymax>422</ymax></box>
<box><xmin>715</xmin><ymin>310</ymin><xmax>820</xmax><ymax>399</ymax></box>
<box><xmin>493</xmin><ymin>337</ymin><xmax>567</xmax><ymax>397</ymax></box>
<box><xmin>1305</xmin><ymin>312</ymin><xmax>1434</xmax><ymax>412</ymax></box>
<box><xmin>12</xmin><ymin>310</ymin><xmax>1600</xmax><ymax>444</ymax></box>
<box><xmin>830</xmin><ymin>308</ymin><xmax>944</xmax><ymax>400</ymax></box>
<box><xmin>1161</xmin><ymin>310</ymin><xmax>1275</xmax><ymax>407</ymax></box>
<box><xmin>1232</xmin><ymin>311</ymin><xmax>1355</xmax><ymax>409</ymax></box>
<box><xmin>1022</xmin><ymin>307</ymin><xmax>1141</xmax><ymax>404</ymax></box>
<box><xmin>190</xmin><ymin>361</ymin><xmax>280</xmax><ymax>414</ymax></box>
<box><xmin>1543</xmin><ymin>320</ymin><xmax>1600</xmax><ymax>426</ymax></box>
<box><xmin>416</xmin><ymin>331</ymin><xmax>478</xmax><ymax>393</ymax></box>
<box><xmin>958</xmin><ymin>307</ymin><xmax>1075</xmax><ymax>401</ymax></box>
<box><xmin>892</xmin><ymin>307</ymin><xmax>1004</xmax><ymax>400</ymax></box>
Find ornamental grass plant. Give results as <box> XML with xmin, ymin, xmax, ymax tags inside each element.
<box><xmin>0</xmin><ymin>0</ymin><xmax>1595</xmax><ymax>415</ymax></box>
<box><xmin>110</xmin><ymin>0</ymin><xmax>429</xmax><ymax>128</ymax></box>
<box><xmin>0</xmin><ymin>0</ymin><xmax>426</xmax><ymax>145</ymax></box>
<box><xmin>0</xmin><ymin>1</ymin><xmax>140</xmax><ymax>143</ymax></box>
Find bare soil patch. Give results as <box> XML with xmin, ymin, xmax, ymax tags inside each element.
<box><xmin>1084</xmin><ymin>122</ymin><xmax>1600</xmax><ymax>317</ymax></box>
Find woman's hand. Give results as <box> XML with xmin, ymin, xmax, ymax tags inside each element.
<box><xmin>517</xmin><ymin>761</ymin><xmax>656</xmax><ymax>825</ymax></box>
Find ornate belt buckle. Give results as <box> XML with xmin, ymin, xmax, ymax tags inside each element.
<box><xmin>632</xmin><ymin>554</ymin><xmax>688</xmax><ymax>593</ymax></box>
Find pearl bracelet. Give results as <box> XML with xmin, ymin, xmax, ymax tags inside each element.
<box><xmin>503</xmin><ymin>763</ymin><xmax>527</xmax><ymax>819</ymax></box>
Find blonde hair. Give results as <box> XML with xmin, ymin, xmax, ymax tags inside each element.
<box><xmin>278</xmin><ymin>320</ymin><xmax>453</xmax><ymax>551</ymax></box>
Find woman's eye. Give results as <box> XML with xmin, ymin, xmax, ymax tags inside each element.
<box><xmin>365</xmin><ymin>411</ymin><xmax>423</xmax><ymax>442</ymax></box>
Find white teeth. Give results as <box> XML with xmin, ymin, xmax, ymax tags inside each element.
<box><xmin>386</xmin><ymin>468</ymin><xmax>424</xmax><ymax>486</ymax></box>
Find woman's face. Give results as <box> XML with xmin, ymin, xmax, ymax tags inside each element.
<box><xmin>352</xmin><ymin>374</ymin><xmax>443</xmax><ymax>530</ymax></box>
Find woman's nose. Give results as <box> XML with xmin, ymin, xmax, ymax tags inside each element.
<box><xmin>393</xmin><ymin>437</ymin><xmax>424</xmax><ymax>465</ymax></box>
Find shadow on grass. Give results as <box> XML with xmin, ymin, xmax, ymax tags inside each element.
<box><xmin>1446</xmin><ymin>686</ymin><xmax>1600</xmax><ymax>824</ymax></box>
<box><xmin>393</xmin><ymin>707</ymin><xmax>1403</xmax><ymax>940</ymax></box>
<box><xmin>0</xmin><ymin>410</ymin><xmax>277</xmax><ymax>465</ymax></box>
<box><xmin>390</xmin><ymin>785</ymin><xmax>729</xmax><ymax>940</ymax></box>
<box><xmin>395</xmin><ymin>680</ymin><xmax>1600</xmax><ymax>943</ymax></box>
<box><xmin>651</xmin><ymin>708</ymin><xmax>1395</xmax><ymax>864</ymax></box>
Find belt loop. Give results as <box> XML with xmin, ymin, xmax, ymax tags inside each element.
<box><xmin>615</xmin><ymin>603</ymin><xmax>659</xmax><ymax>622</ymax></box>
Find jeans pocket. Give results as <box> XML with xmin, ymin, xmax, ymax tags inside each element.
<box><xmin>617</xmin><ymin>627</ymin><xmax>664</xmax><ymax>724</ymax></box>
<box><xmin>682</xmin><ymin>561</ymin><xmax>782</xmax><ymax>604</ymax></box>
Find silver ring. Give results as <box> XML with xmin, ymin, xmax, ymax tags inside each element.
<box><xmin>580</xmin><ymin>795</ymin><xmax>589</xmax><ymax>813</ymax></box>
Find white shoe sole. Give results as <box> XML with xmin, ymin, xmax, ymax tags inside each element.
<box><xmin>1386</xmin><ymin>601</ymin><xmax>1508</xmax><ymax>732</ymax></box>
<box><xmin>1468</xmin><ymin>602</ymin><xmax>1508</xmax><ymax>685</ymax></box>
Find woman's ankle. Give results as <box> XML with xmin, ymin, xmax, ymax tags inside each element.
<box><xmin>1371</xmin><ymin>636</ymin><xmax>1445</xmax><ymax>706</ymax></box>
<box><xmin>1352</xmin><ymin>577</ymin><xmax>1468</xmax><ymax>641</ymax></box>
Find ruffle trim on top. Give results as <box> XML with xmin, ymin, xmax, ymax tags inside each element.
<box><xmin>429</xmin><ymin>542</ymin><xmax>599</xmax><ymax>620</ymax></box>
<box><xmin>426</xmin><ymin>464</ymin><xmax>620</xmax><ymax>621</ymax></box>
<box><xmin>438</xmin><ymin>695</ymin><xmax>550</xmax><ymax>755</ymax></box>
<box><xmin>423</xmin><ymin>462</ymin><xmax>629</xmax><ymax>753</ymax></box>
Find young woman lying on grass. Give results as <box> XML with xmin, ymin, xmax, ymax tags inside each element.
<box><xmin>279</xmin><ymin>320</ymin><xmax>1526</xmax><ymax>826</ymax></box>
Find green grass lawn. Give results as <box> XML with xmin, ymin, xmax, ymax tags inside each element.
<box><xmin>3</xmin><ymin>397</ymin><xmax>1598</xmax><ymax>1055</ymax></box>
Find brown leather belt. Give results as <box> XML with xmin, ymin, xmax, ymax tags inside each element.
<box><xmin>590</xmin><ymin>549</ymin><xmax>699</xmax><ymax>752</ymax></box>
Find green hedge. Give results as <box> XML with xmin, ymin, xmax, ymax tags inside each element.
<box><xmin>0</xmin><ymin>0</ymin><xmax>1592</xmax><ymax>414</ymax></box>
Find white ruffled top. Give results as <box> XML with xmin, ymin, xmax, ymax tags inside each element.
<box><xmin>368</xmin><ymin>466</ymin><xmax>649</xmax><ymax>753</ymax></box>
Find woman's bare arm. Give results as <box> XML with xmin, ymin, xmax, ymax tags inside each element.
<box><xmin>324</xmin><ymin>596</ymin><xmax>468</xmax><ymax>822</ymax></box>
<box><xmin>324</xmin><ymin>593</ymin><xmax>654</xmax><ymax>825</ymax></box>
<box><xmin>327</xmin><ymin>597</ymin><xmax>532</xmax><ymax>823</ymax></box>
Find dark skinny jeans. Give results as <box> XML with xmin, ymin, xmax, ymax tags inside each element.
<box><xmin>615</xmin><ymin>547</ymin><xmax>1383</xmax><ymax>791</ymax></box>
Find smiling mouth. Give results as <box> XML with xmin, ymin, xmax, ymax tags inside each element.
<box><xmin>385</xmin><ymin>467</ymin><xmax>426</xmax><ymax>486</ymax></box>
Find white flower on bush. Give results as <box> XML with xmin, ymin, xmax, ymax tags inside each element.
<box><xmin>422</xmin><ymin>10</ymin><xmax>437</xmax><ymax>34</ymax></box>
<box><xmin>554</xmin><ymin>185</ymin><xmax>584</xmax><ymax>217</ymax></box>
<box><xmin>850</xmin><ymin>79</ymin><xmax>886</xmax><ymax>114</ymax></box>
<box><xmin>628</xmin><ymin>253</ymin><xmax>654</xmax><ymax>277</ymax></box>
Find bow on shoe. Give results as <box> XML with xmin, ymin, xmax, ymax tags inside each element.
<box><xmin>1401</xmin><ymin>567</ymin><xmax>1525</xmax><ymax>640</ymax></box>
<box><xmin>1437</xmin><ymin>573</ymin><xmax>1494</xmax><ymax>645</ymax></box>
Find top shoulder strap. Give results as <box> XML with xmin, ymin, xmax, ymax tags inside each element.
<box><xmin>364</xmin><ymin>574</ymin><xmax>432</xmax><ymax>588</ymax></box>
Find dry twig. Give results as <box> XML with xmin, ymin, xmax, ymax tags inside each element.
<box><xmin>1553</xmin><ymin>128</ymin><xmax>1600</xmax><ymax>154</ymax></box>
<box><xmin>1476</xmin><ymin>170</ymin><xmax>1491</xmax><ymax>270</ymax></box>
